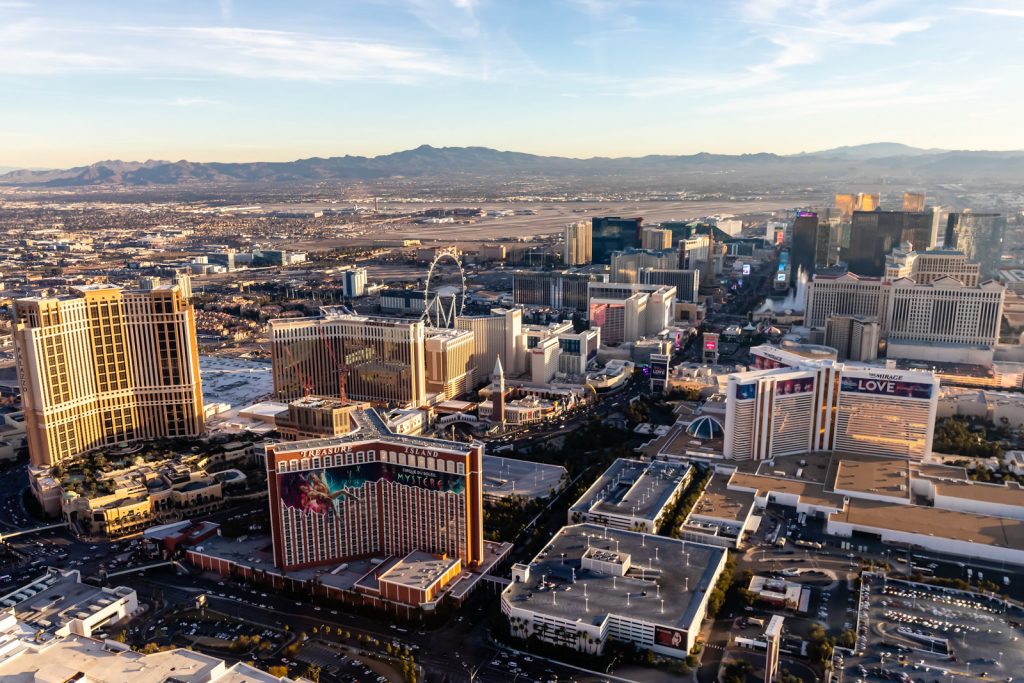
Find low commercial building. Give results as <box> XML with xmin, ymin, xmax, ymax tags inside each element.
<box><xmin>680</xmin><ymin>472</ymin><xmax>758</xmax><ymax>548</ymax></box>
<box><xmin>501</xmin><ymin>524</ymin><xmax>727</xmax><ymax>657</ymax></box>
<box><xmin>826</xmin><ymin>499</ymin><xmax>1024</xmax><ymax>565</ymax></box>
<box><xmin>483</xmin><ymin>455</ymin><xmax>568</xmax><ymax>502</ymax></box>
<box><xmin>0</xmin><ymin>568</ymin><xmax>138</xmax><ymax>639</ymax></box>
<box><xmin>747</xmin><ymin>575</ymin><xmax>804</xmax><ymax>611</ymax></box>
<box><xmin>0</xmin><ymin>587</ymin><xmax>298</xmax><ymax>682</ymax></box>
<box><xmin>568</xmin><ymin>459</ymin><xmax>692</xmax><ymax>533</ymax></box>
<box><xmin>186</xmin><ymin>533</ymin><xmax>512</xmax><ymax>616</ymax></box>
<box><xmin>60</xmin><ymin>458</ymin><xmax>224</xmax><ymax>538</ymax></box>
<box><xmin>701</xmin><ymin>452</ymin><xmax>1024</xmax><ymax>566</ymax></box>
<box><xmin>358</xmin><ymin>550</ymin><xmax>462</xmax><ymax>608</ymax></box>
<box><xmin>274</xmin><ymin>396</ymin><xmax>362</xmax><ymax>441</ymax></box>
<box><xmin>478</xmin><ymin>394</ymin><xmax>564</xmax><ymax>426</ymax></box>
<box><xmin>937</xmin><ymin>386</ymin><xmax>1024</xmax><ymax>426</ymax></box>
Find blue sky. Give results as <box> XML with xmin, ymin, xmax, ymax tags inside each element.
<box><xmin>2</xmin><ymin>0</ymin><xmax>1023</xmax><ymax>167</ymax></box>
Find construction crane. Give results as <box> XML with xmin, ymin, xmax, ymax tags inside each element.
<box><xmin>281</xmin><ymin>344</ymin><xmax>312</xmax><ymax>398</ymax></box>
<box><xmin>317</xmin><ymin>328</ymin><xmax>348</xmax><ymax>403</ymax></box>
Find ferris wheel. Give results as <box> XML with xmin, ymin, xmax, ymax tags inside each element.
<box><xmin>423</xmin><ymin>250</ymin><xmax>467</xmax><ymax>328</ymax></box>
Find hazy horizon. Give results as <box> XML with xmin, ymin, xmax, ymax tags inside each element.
<box><xmin>7</xmin><ymin>140</ymin><xmax>1024</xmax><ymax>174</ymax></box>
<box><xmin>3</xmin><ymin>0</ymin><xmax>1024</xmax><ymax>167</ymax></box>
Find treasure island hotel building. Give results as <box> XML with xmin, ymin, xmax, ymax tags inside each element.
<box><xmin>13</xmin><ymin>284</ymin><xmax>204</xmax><ymax>469</ymax></box>
<box><xmin>266</xmin><ymin>408</ymin><xmax>484</xmax><ymax>571</ymax></box>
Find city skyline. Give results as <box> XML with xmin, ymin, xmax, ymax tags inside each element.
<box><xmin>3</xmin><ymin>0</ymin><xmax>1024</xmax><ymax>167</ymax></box>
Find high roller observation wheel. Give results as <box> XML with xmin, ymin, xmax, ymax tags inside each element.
<box><xmin>423</xmin><ymin>251</ymin><xmax>467</xmax><ymax>328</ymax></box>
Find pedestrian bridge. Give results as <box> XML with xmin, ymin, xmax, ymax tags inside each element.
<box><xmin>0</xmin><ymin>521</ymin><xmax>68</xmax><ymax>543</ymax></box>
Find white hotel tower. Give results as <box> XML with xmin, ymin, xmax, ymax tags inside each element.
<box><xmin>724</xmin><ymin>345</ymin><xmax>939</xmax><ymax>461</ymax></box>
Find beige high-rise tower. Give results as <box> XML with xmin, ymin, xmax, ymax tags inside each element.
<box><xmin>563</xmin><ymin>221</ymin><xmax>592</xmax><ymax>266</ymax></box>
<box><xmin>13</xmin><ymin>284</ymin><xmax>204</xmax><ymax>468</ymax></box>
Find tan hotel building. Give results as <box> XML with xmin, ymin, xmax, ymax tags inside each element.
<box><xmin>13</xmin><ymin>284</ymin><xmax>203</xmax><ymax>468</ymax></box>
<box><xmin>270</xmin><ymin>308</ymin><xmax>427</xmax><ymax>407</ymax></box>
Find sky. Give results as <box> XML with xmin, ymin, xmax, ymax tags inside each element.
<box><xmin>2</xmin><ymin>0</ymin><xmax>1024</xmax><ymax>168</ymax></box>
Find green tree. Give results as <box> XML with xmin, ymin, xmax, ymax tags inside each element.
<box><xmin>723</xmin><ymin>659</ymin><xmax>751</xmax><ymax>683</ymax></box>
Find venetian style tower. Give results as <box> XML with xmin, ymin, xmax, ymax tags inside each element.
<box><xmin>493</xmin><ymin>355</ymin><xmax>506</xmax><ymax>426</ymax></box>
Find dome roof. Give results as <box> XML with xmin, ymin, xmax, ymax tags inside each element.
<box><xmin>686</xmin><ymin>415</ymin><xmax>723</xmax><ymax>440</ymax></box>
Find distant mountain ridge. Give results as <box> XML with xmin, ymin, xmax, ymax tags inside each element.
<box><xmin>3</xmin><ymin>143</ymin><xmax>1024</xmax><ymax>187</ymax></box>
<box><xmin>794</xmin><ymin>142</ymin><xmax>952</xmax><ymax>159</ymax></box>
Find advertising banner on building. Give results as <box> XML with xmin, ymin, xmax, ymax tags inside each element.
<box><xmin>279</xmin><ymin>462</ymin><xmax>465</xmax><ymax>514</ymax></box>
<box><xmin>654</xmin><ymin>626</ymin><xmax>686</xmax><ymax>650</ymax></box>
<box><xmin>775</xmin><ymin>377</ymin><xmax>814</xmax><ymax>395</ymax></box>
<box><xmin>840</xmin><ymin>375</ymin><xmax>932</xmax><ymax>400</ymax></box>
<box><xmin>735</xmin><ymin>383</ymin><xmax>757</xmax><ymax>400</ymax></box>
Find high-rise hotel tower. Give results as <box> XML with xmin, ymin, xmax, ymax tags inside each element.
<box><xmin>13</xmin><ymin>284</ymin><xmax>204</xmax><ymax>468</ymax></box>
<box><xmin>270</xmin><ymin>308</ymin><xmax>427</xmax><ymax>407</ymax></box>
<box><xmin>267</xmin><ymin>408</ymin><xmax>484</xmax><ymax>571</ymax></box>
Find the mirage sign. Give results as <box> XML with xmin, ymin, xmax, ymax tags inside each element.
<box><xmin>840</xmin><ymin>375</ymin><xmax>932</xmax><ymax>400</ymax></box>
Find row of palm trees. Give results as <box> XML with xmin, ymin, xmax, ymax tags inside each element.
<box><xmin>507</xmin><ymin>614</ymin><xmax>603</xmax><ymax>654</ymax></box>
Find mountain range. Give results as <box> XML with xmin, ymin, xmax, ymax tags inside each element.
<box><xmin>2</xmin><ymin>143</ymin><xmax>1023</xmax><ymax>188</ymax></box>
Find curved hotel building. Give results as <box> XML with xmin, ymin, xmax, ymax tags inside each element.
<box><xmin>724</xmin><ymin>345</ymin><xmax>938</xmax><ymax>461</ymax></box>
<box><xmin>270</xmin><ymin>308</ymin><xmax>427</xmax><ymax>407</ymax></box>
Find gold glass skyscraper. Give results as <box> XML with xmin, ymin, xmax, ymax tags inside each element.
<box><xmin>13</xmin><ymin>284</ymin><xmax>204</xmax><ymax>468</ymax></box>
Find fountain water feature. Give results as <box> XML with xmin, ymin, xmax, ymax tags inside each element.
<box><xmin>757</xmin><ymin>266</ymin><xmax>809</xmax><ymax>314</ymax></box>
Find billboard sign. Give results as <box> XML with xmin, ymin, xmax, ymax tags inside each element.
<box><xmin>279</xmin><ymin>462</ymin><xmax>465</xmax><ymax>515</ymax></box>
<box><xmin>775</xmin><ymin>377</ymin><xmax>814</xmax><ymax>395</ymax></box>
<box><xmin>654</xmin><ymin>626</ymin><xmax>686</xmax><ymax>650</ymax></box>
<box><xmin>840</xmin><ymin>375</ymin><xmax>932</xmax><ymax>400</ymax></box>
<box><xmin>735</xmin><ymin>383</ymin><xmax>757</xmax><ymax>400</ymax></box>
<box><xmin>742</xmin><ymin>263</ymin><xmax>751</xmax><ymax>276</ymax></box>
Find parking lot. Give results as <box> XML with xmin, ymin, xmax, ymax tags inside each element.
<box><xmin>838</xmin><ymin>574</ymin><xmax>1024</xmax><ymax>682</ymax></box>
<box><xmin>295</xmin><ymin>640</ymin><xmax>397</xmax><ymax>683</ymax></box>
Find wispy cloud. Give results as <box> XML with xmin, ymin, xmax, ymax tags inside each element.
<box><xmin>0</xmin><ymin>22</ymin><xmax>471</xmax><ymax>82</ymax></box>
<box><xmin>956</xmin><ymin>5</ymin><xmax>1024</xmax><ymax>18</ymax></box>
<box><xmin>399</xmin><ymin>0</ymin><xmax>482</xmax><ymax>39</ymax></box>
<box><xmin>741</xmin><ymin>0</ymin><xmax>934</xmax><ymax>79</ymax></box>
<box><xmin>173</xmin><ymin>96</ymin><xmax>220</xmax><ymax>107</ymax></box>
